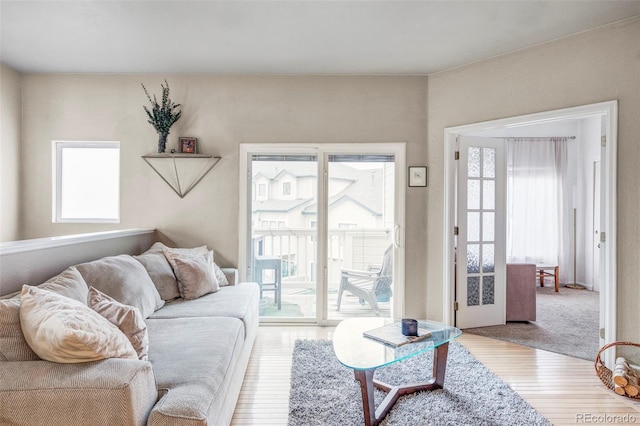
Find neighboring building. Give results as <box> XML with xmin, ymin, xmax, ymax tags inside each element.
<box><xmin>250</xmin><ymin>161</ymin><xmax>394</xmax><ymax>284</ymax></box>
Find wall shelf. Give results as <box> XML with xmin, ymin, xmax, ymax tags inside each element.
<box><xmin>142</xmin><ymin>153</ymin><xmax>221</xmax><ymax>198</ymax></box>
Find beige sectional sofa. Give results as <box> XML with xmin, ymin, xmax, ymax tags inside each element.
<box><xmin>0</xmin><ymin>241</ymin><xmax>259</xmax><ymax>426</ymax></box>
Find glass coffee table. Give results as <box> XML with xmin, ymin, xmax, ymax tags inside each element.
<box><xmin>333</xmin><ymin>317</ymin><xmax>462</xmax><ymax>426</ymax></box>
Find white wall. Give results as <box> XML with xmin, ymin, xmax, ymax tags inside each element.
<box><xmin>0</xmin><ymin>63</ymin><xmax>22</xmax><ymax>242</ymax></box>
<box><xmin>428</xmin><ymin>17</ymin><xmax>640</xmax><ymax>343</ymax></box>
<box><xmin>19</xmin><ymin>75</ymin><xmax>429</xmax><ymax>317</ymax></box>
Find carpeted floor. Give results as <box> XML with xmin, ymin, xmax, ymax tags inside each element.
<box><xmin>288</xmin><ymin>339</ymin><xmax>550</xmax><ymax>426</ymax></box>
<box><xmin>464</xmin><ymin>286</ymin><xmax>599</xmax><ymax>361</ymax></box>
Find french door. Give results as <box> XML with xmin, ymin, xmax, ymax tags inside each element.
<box><xmin>455</xmin><ymin>136</ymin><xmax>506</xmax><ymax>329</ymax></box>
<box><xmin>239</xmin><ymin>143</ymin><xmax>405</xmax><ymax>324</ymax></box>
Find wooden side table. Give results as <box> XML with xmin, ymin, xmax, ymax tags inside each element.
<box><xmin>536</xmin><ymin>265</ymin><xmax>559</xmax><ymax>292</ymax></box>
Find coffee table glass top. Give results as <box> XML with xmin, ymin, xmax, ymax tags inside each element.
<box><xmin>333</xmin><ymin>318</ymin><xmax>462</xmax><ymax>370</ymax></box>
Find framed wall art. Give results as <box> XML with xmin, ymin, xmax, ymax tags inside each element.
<box><xmin>179</xmin><ymin>137</ymin><xmax>197</xmax><ymax>154</ymax></box>
<box><xmin>408</xmin><ymin>166</ymin><xmax>427</xmax><ymax>187</ymax></box>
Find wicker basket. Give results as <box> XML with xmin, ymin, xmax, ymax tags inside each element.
<box><xmin>594</xmin><ymin>341</ymin><xmax>640</xmax><ymax>399</ymax></box>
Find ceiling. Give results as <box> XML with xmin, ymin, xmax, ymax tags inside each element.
<box><xmin>1</xmin><ymin>1</ymin><xmax>639</xmax><ymax>75</ymax></box>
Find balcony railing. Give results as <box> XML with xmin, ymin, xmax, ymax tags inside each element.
<box><xmin>251</xmin><ymin>227</ymin><xmax>391</xmax><ymax>288</ymax></box>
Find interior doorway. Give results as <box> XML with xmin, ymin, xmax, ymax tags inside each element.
<box><xmin>443</xmin><ymin>101</ymin><xmax>617</xmax><ymax>363</ymax></box>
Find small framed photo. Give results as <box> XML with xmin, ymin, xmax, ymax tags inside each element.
<box><xmin>179</xmin><ymin>137</ymin><xmax>197</xmax><ymax>154</ymax></box>
<box><xmin>408</xmin><ymin>166</ymin><xmax>428</xmax><ymax>187</ymax></box>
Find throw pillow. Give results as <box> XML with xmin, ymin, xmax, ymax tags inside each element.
<box><xmin>161</xmin><ymin>243</ymin><xmax>208</xmax><ymax>259</ymax></box>
<box><xmin>213</xmin><ymin>261</ymin><xmax>230</xmax><ymax>287</ymax></box>
<box><xmin>76</xmin><ymin>255</ymin><xmax>164</xmax><ymax>318</ymax></box>
<box><xmin>161</xmin><ymin>243</ymin><xmax>229</xmax><ymax>286</ymax></box>
<box><xmin>87</xmin><ymin>287</ymin><xmax>149</xmax><ymax>361</ymax></box>
<box><xmin>20</xmin><ymin>286</ymin><xmax>137</xmax><ymax>363</ymax></box>
<box><xmin>0</xmin><ymin>267</ymin><xmax>90</xmax><ymax>362</ymax></box>
<box><xmin>134</xmin><ymin>250</ymin><xmax>181</xmax><ymax>301</ymax></box>
<box><xmin>0</xmin><ymin>297</ymin><xmax>39</xmax><ymax>361</ymax></box>
<box><xmin>39</xmin><ymin>266</ymin><xmax>89</xmax><ymax>304</ymax></box>
<box><xmin>163</xmin><ymin>250</ymin><xmax>219</xmax><ymax>300</ymax></box>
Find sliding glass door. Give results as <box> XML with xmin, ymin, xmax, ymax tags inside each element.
<box><xmin>240</xmin><ymin>144</ymin><xmax>405</xmax><ymax>324</ymax></box>
<box><xmin>249</xmin><ymin>155</ymin><xmax>318</xmax><ymax>319</ymax></box>
<box><xmin>327</xmin><ymin>156</ymin><xmax>395</xmax><ymax>320</ymax></box>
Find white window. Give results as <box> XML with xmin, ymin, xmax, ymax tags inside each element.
<box><xmin>258</xmin><ymin>183</ymin><xmax>267</xmax><ymax>197</ymax></box>
<box><xmin>53</xmin><ymin>141</ymin><xmax>120</xmax><ymax>223</ymax></box>
<box><xmin>282</xmin><ymin>181</ymin><xmax>291</xmax><ymax>196</ymax></box>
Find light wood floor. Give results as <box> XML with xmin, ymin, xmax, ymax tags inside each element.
<box><xmin>231</xmin><ymin>326</ymin><xmax>640</xmax><ymax>425</ymax></box>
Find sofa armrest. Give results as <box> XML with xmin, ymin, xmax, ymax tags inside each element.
<box><xmin>221</xmin><ymin>268</ymin><xmax>239</xmax><ymax>286</ymax></box>
<box><xmin>0</xmin><ymin>358</ymin><xmax>157</xmax><ymax>426</ymax></box>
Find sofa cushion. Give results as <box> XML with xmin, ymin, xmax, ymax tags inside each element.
<box><xmin>0</xmin><ymin>267</ymin><xmax>89</xmax><ymax>362</ymax></box>
<box><xmin>88</xmin><ymin>287</ymin><xmax>149</xmax><ymax>361</ymax></box>
<box><xmin>135</xmin><ymin>248</ymin><xmax>181</xmax><ymax>302</ymax></box>
<box><xmin>76</xmin><ymin>255</ymin><xmax>164</xmax><ymax>319</ymax></box>
<box><xmin>145</xmin><ymin>317</ymin><xmax>244</xmax><ymax>425</ymax></box>
<box><xmin>148</xmin><ymin>282</ymin><xmax>259</xmax><ymax>336</ymax></box>
<box><xmin>20</xmin><ymin>286</ymin><xmax>137</xmax><ymax>363</ymax></box>
<box><xmin>0</xmin><ymin>358</ymin><xmax>157</xmax><ymax>426</ymax></box>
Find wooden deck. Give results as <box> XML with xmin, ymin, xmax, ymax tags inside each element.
<box><xmin>231</xmin><ymin>326</ymin><xmax>640</xmax><ymax>425</ymax></box>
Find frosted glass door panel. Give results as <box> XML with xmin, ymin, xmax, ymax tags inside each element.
<box><xmin>456</xmin><ymin>137</ymin><xmax>506</xmax><ymax>329</ymax></box>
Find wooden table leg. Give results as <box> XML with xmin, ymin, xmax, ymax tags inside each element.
<box><xmin>354</xmin><ymin>369</ymin><xmax>377</xmax><ymax>426</ymax></box>
<box><xmin>554</xmin><ymin>266</ymin><xmax>559</xmax><ymax>292</ymax></box>
<box><xmin>353</xmin><ymin>342</ymin><xmax>450</xmax><ymax>426</ymax></box>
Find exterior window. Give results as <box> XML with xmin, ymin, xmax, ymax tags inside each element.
<box><xmin>258</xmin><ymin>183</ymin><xmax>267</xmax><ymax>197</ymax></box>
<box><xmin>53</xmin><ymin>141</ymin><xmax>120</xmax><ymax>223</ymax></box>
<box><xmin>283</xmin><ymin>181</ymin><xmax>291</xmax><ymax>196</ymax></box>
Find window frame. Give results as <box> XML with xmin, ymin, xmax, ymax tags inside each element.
<box><xmin>52</xmin><ymin>140</ymin><xmax>121</xmax><ymax>224</ymax></box>
<box><xmin>282</xmin><ymin>181</ymin><xmax>292</xmax><ymax>196</ymax></box>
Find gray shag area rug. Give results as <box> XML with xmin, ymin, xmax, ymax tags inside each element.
<box><xmin>464</xmin><ymin>286</ymin><xmax>599</xmax><ymax>361</ymax></box>
<box><xmin>288</xmin><ymin>339</ymin><xmax>550</xmax><ymax>426</ymax></box>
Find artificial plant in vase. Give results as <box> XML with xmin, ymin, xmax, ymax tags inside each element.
<box><xmin>142</xmin><ymin>80</ymin><xmax>182</xmax><ymax>153</ymax></box>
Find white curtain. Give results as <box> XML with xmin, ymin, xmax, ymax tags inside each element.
<box><xmin>506</xmin><ymin>138</ymin><xmax>570</xmax><ymax>282</ymax></box>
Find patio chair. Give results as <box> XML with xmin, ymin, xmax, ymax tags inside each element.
<box><xmin>336</xmin><ymin>245</ymin><xmax>393</xmax><ymax>315</ymax></box>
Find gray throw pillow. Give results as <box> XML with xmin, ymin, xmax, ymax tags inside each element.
<box><xmin>76</xmin><ymin>255</ymin><xmax>164</xmax><ymax>319</ymax></box>
<box><xmin>88</xmin><ymin>286</ymin><xmax>149</xmax><ymax>361</ymax></box>
<box><xmin>135</xmin><ymin>250</ymin><xmax>181</xmax><ymax>301</ymax></box>
<box><xmin>163</xmin><ymin>250</ymin><xmax>219</xmax><ymax>300</ymax></box>
<box><xmin>39</xmin><ymin>266</ymin><xmax>89</xmax><ymax>304</ymax></box>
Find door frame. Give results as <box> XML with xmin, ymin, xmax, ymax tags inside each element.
<box><xmin>443</xmin><ymin>101</ymin><xmax>617</xmax><ymax>362</ymax></box>
<box><xmin>239</xmin><ymin>142</ymin><xmax>406</xmax><ymax>324</ymax></box>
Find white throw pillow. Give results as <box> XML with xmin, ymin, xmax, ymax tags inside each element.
<box><xmin>87</xmin><ymin>286</ymin><xmax>149</xmax><ymax>361</ymax></box>
<box><xmin>19</xmin><ymin>285</ymin><xmax>137</xmax><ymax>363</ymax></box>
<box><xmin>0</xmin><ymin>267</ymin><xmax>89</xmax><ymax>362</ymax></box>
<box><xmin>213</xmin><ymin>261</ymin><xmax>230</xmax><ymax>287</ymax></box>
<box><xmin>163</xmin><ymin>250</ymin><xmax>219</xmax><ymax>300</ymax></box>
